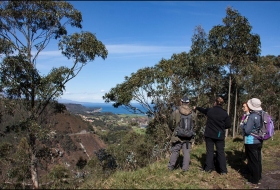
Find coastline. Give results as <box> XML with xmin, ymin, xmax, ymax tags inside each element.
<box><xmin>81</xmin><ymin>102</ymin><xmax>145</xmax><ymax>115</ymax></box>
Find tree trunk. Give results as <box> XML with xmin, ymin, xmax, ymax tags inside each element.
<box><xmin>31</xmin><ymin>153</ymin><xmax>39</xmax><ymax>189</ymax></box>
<box><xmin>233</xmin><ymin>88</ymin><xmax>238</xmax><ymax>138</ymax></box>
<box><xmin>225</xmin><ymin>75</ymin><xmax>232</xmax><ymax>138</ymax></box>
<box><xmin>278</xmin><ymin>111</ymin><xmax>280</xmax><ymax>131</ymax></box>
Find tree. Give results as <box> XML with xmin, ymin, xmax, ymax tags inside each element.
<box><xmin>103</xmin><ymin>52</ymin><xmax>195</xmax><ymax>145</ymax></box>
<box><xmin>189</xmin><ymin>25</ymin><xmax>227</xmax><ymax>139</ymax></box>
<box><xmin>0</xmin><ymin>1</ymin><xmax>107</xmax><ymax>188</ymax></box>
<box><xmin>243</xmin><ymin>55</ymin><xmax>280</xmax><ymax>130</ymax></box>
<box><xmin>208</xmin><ymin>6</ymin><xmax>261</xmax><ymax>137</ymax></box>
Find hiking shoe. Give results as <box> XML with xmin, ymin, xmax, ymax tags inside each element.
<box><xmin>245</xmin><ymin>182</ymin><xmax>259</xmax><ymax>189</ymax></box>
<box><xmin>168</xmin><ymin>167</ymin><xmax>174</xmax><ymax>171</ymax></box>
<box><xmin>220</xmin><ymin>172</ymin><xmax>227</xmax><ymax>175</ymax></box>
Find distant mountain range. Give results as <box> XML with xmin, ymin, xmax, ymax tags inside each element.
<box><xmin>62</xmin><ymin>103</ymin><xmax>102</xmax><ymax>114</ymax></box>
<box><xmin>57</xmin><ymin>98</ymin><xmax>82</xmax><ymax>103</ymax></box>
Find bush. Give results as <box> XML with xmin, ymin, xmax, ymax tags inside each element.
<box><xmin>76</xmin><ymin>156</ymin><xmax>87</xmax><ymax>169</ymax></box>
<box><xmin>107</xmin><ymin>131</ymin><xmax>155</xmax><ymax>171</ymax></box>
<box><xmin>95</xmin><ymin>149</ymin><xmax>117</xmax><ymax>170</ymax></box>
<box><xmin>48</xmin><ymin>165</ymin><xmax>70</xmax><ymax>180</ymax></box>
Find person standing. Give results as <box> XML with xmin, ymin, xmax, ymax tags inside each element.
<box><xmin>241</xmin><ymin>98</ymin><xmax>263</xmax><ymax>186</ymax></box>
<box><xmin>193</xmin><ymin>97</ymin><xmax>231</xmax><ymax>174</ymax></box>
<box><xmin>240</xmin><ymin>102</ymin><xmax>250</xmax><ymax>135</ymax></box>
<box><xmin>168</xmin><ymin>96</ymin><xmax>194</xmax><ymax>172</ymax></box>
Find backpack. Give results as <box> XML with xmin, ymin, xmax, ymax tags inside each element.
<box><xmin>250</xmin><ymin>111</ymin><xmax>275</xmax><ymax>140</ymax></box>
<box><xmin>175</xmin><ymin>113</ymin><xmax>195</xmax><ymax>138</ymax></box>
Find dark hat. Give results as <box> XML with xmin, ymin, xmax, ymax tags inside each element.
<box><xmin>181</xmin><ymin>96</ymin><xmax>189</xmax><ymax>103</ymax></box>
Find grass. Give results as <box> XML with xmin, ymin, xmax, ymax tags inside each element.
<box><xmin>82</xmin><ymin>131</ymin><xmax>280</xmax><ymax>189</ymax></box>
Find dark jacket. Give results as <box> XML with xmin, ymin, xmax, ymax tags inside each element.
<box><xmin>196</xmin><ymin>105</ymin><xmax>231</xmax><ymax>140</ymax></box>
<box><xmin>169</xmin><ymin>104</ymin><xmax>193</xmax><ymax>143</ymax></box>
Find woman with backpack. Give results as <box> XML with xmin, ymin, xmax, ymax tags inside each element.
<box><xmin>241</xmin><ymin>98</ymin><xmax>263</xmax><ymax>187</ymax></box>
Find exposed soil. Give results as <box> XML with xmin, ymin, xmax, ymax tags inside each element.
<box><xmin>259</xmin><ymin>170</ymin><xmax>280</xmax><ymax>189</ymax></box>
<box><xmin>258</xmin><ymin>155</ymin><xmax>280</xmax><ymax>189</ymax></box>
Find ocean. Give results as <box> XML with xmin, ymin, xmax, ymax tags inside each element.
<box><xmin>81</xmin><ymin>102</ymin><xmax>145</xmax><ymax>115</ymax></box>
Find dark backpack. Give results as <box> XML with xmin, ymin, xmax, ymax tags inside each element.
<box><xmin>250</xmin><ymin>111</ymin><xmax>275</xmax><ymax>140</ymax></box>
<box><xmin>175</xmin><ymin>113</ymin><xmax>195</xmax><ymax>138</ymax></box>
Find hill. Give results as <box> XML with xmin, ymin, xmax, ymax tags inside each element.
<box><xmin>63</xmin><ymin>103</ymin><xmax>101</xmax><ymax>114</ymax></box>
<box><xmin>49</xmin><ymin>111</ymin><xmax>106</xmax><ymax>162</ymax></box>
<box><xmin>0</xmin><ymin>106</ymin><xmax>106</xmax><ymax>183</ymax></box>
<box><xmin>81</xmin><ymin>131</ymin><xmax>280</xmax><ymax>189</ymax></box>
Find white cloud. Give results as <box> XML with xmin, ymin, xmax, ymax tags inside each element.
<box><xmin>106</xmin><ymin>44</ymin><xmax>189</xmax><ymax>54</ymax></box>
<box><xmin>33</xmin><ymin>44</ymin><xmax>189</xmax><ymax>57</ymax></box>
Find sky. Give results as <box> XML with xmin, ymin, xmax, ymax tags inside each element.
<box><xmin>36</xmin><ymin>1</ymin><xmax>280</xmax><ymax>103</ymax></box>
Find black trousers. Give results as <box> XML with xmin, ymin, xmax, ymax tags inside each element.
<box><xmin>204</xmin><ymin>137</ymin><xmax>227</xmax><ymax>173</ymax></box>
<box><xmin>245</xmin><ymin>143</ymin><xmax>262</xmax><ymax>184</ymax></box>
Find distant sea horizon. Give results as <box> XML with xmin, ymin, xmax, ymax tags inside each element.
<box><xmin>81</xmin><ymin>102</ymin><xmax>145</xmax><ymax>115</ymax></box>
<box><xmin>58</xmin><ymin>99</ymin><xmax>147</xmax><ymax>115</ymax></box>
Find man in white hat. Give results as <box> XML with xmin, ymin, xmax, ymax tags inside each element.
<box><xmin>241</xmin><ymin>98</ymin><xmax>263</xmax><ymax>187</ymax></box>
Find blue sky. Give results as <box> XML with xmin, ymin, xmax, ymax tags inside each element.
<box><xmin>36</xmin><ymin>1</ymin><xmax>280</xmax><ymax>103</ymax></box>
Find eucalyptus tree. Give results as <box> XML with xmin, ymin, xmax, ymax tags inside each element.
<box><xmin>104</xmin><ymin>52</ymin><xmax>193</xmax><ymax>115</ymax></box>
<box><xmin>189</xmin><ymin>25</ymin><xmax>227</xmax><ymax>102</ymax></box>
<box><xmin>103</xmin><ymin>52</ymin><xmax>193</xmax><ymax>144</ymax></box>
<box><xmin>0</xmin><ymin>1</ymin><xmax>107</xmax><ymax>188</ymax></box>
<box><xmin>188</xmin><ymin>25</ymin><xmax>227</xmax><ymax>138</ymax></box>
<box><xmin>208</xmin><ymin>7</ymin><xmax>261</xmax><ymax>137</ymax></box>
<box><xmin>243</xmin><ymin>55</ymin><xmax>280</xmax><ymax>129</ymax></box>
<box><xmin>189</xmin><ymin>25</ymin><xmax>209</xmax><ymax>102</ymax></box>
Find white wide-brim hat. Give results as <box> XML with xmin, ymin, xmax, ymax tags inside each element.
<box><xmin>247</xmin><ymin>98</ymin><xmax>262</xmax><ymax>111</ymax></box>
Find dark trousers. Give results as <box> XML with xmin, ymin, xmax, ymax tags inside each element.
<box><xmin>204</xmin><ymin>137</ymin><xmax>227</xmax><ymax>173</ymax></box>
<box><xmin>245</xmin><ymin>143</ymin><xmax>262</xmax><ymax>184</ymax></box>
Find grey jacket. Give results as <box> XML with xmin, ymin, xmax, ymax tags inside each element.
<box><xmin>242</xmin><ymin>110</ymin><xmax>262</xmax><ymax>144</ymax></box>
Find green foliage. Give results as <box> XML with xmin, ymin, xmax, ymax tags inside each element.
<box><xmin>9</xmin><ymin>138</ymin><xmax>31</xmax><ymax>176</ymax></box>
<box><xmin>47</xmin><ymin>164</ymin><xmax>78</xmax><ymax>189</ymax></box>
<box><xmin>208</xmin><ymin>6</ymin><xmax>261</xmax><ymax>64</ymax></box>
<box><xmin>130</xmin><ymin>121</ymin><xmax>139</xmax><ymax>126</ymax></box>
<box><xmin>49</xmin><ymin>164</ymin><xmax>71</xmax><ymax>180</ymax></box>
<box><xmin>100</xmin><ymin>130</ymin><xmax>128</xmax><ymax>144</ymax></box>
<box><xmin>92</xmin><ymin>119</ymin><xmax>106</xmax><ymax>128</ymax></box>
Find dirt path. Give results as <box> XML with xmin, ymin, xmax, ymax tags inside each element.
<box><xmin>258</xmin><ymin>154</ymin><xmax>280</xmax><ymax>189</ymax></box>
<box><xmin>259</xmin><ymin>170</ymin><xmax>280</xmax><ymax>189</ymax></box>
